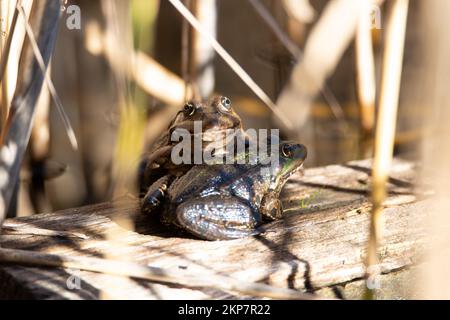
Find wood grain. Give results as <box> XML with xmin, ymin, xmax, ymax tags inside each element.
<box><xmin>0</xmin><ymin>158</ymin><xmax>433</xmax><ymax>299</ymax></box>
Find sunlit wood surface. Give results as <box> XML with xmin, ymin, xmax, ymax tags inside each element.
<box><xmin>0</xmin><ymin>158</ymin><xmax>429</xmax><ymax>299</ymax></box>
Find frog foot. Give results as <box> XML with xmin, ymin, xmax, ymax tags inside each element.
<box><xmin>174</xmin><ymin>196</ymin><xmax>261</xmax><ymax>241</ymax></box>
<box><xmin>261</xmin><ymin>197</ymin><xmax>283</xmax><ymax>221</ymax></box>
<box><xmin>141</xmin><ymin>175</ymin><xmax>173</xmax><ymax>214</ymax></box>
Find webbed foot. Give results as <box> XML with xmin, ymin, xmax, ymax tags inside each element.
<box><xmin>141</xmin><ymin>175</ymin><xmax>174</xmax><ymax>214</ymax></box>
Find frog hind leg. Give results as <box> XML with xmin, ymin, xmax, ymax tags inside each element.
<box><xmin>137</xmin><ymin>157</ymin><xmax>150</xmax><ymax>197</ymax></box>
<box><xmin>175</xmin><ymin>196</ymin><xmax>261</xmax><ymax>241</ymax></box>
<box><xmin>141</xmin><ymin>175</ymin><xmax>174</xmax><ymax>215</ymax></box>
<box><xmin>138</xmin><ymin>145</ymin><xmax>174</xmax><ymax>196</ymax></box>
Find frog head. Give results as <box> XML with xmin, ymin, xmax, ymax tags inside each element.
<box><xmin>271</xmin><ymin>141</ymin><xmax>307</xmax><ymax>193</ymax></box>
<box><xmin>168</xmin><ymin>96</ymin><xmax>242</xmax><ymax>137</ymax></box>
<box><xmin>256</xmin><ymin>141</ymin><xmax>307</xmax><ymax>220</ymax></box>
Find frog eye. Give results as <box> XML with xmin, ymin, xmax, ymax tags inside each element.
<box><xmin>183</xmin><ymin>102</ymin><xmax>196</xmax><ymax>116</ymax></box>
<box><xmin>219</xmin><ymin>96</ymin><xmax>232</xmax><ymax>112</ymax></box>
<box><xmin>281</xmin><ymin>144</ymin><xmax>293</xmax><ymax>158</ymax></box>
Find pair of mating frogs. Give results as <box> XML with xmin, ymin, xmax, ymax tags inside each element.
<box><xmin>139</xmin><ymin>96</ymin><xmax>307</xmax><ymax>240</ymax></box>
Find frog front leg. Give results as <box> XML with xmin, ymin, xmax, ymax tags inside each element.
<box><xmin>141</xmin><ymin>175</ymin><xmax>174</xmax><ymax>214</ymax></box>
<box><xmin>261</xmin><ymin>196</ymin><xmax>283</xmax><ymax>221</ymax></box>
<box><xmin>174</xmin><ymin>196</ymin><xmax>262</xmax><ymax>240</ymax></box>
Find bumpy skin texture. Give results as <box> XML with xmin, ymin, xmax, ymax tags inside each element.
<box><xmin>139</xmin><ymin>96</ymin><xmax>243</xmax><ymax>213</ymax></box>
<box><xmin>162</xmin><ymin>142</ymin><xmax>307</xmax><ymax>240</ymax></box>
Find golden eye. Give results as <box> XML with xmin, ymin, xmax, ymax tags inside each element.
<box><xmin>220</xmin><ymin>96</ymin><xmax>232</xmax><ymax>111</ymax></box>
<box><xmin>281</xmin><ymin>144</ymin><xmax>293</xmax><ymax>158</ymax></box>
<box><xmin>183</xmin><ymin>102</ymin><xmax>196</xmax><ymax>116</ymax></box>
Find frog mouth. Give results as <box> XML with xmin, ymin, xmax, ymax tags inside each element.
<box><xmin>187</xmin><ymin>128</ymin><xmax>234</xmax><ymax>142</ymax></box>
<box><xmin>200</xmin><ymin>129</ymin><xmax>229</xmax><ymax>142</ymax></box>
<box><xmin>275</xmin><ymin>163</ymin><xmax>304</xmax><ymax>193</ymax></box>
<box><xmin>285</xmin><ymin>163</ymin><xmax>304</xmax><ymax>179</ymax></box>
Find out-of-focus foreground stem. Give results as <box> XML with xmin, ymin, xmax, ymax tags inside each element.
<box><xmin>365</xmin><ymin>0</ymin><xmax>409</xmax><ymax>299</ymax></box>
<box><xmin>355</xmin><ymin>0</ymin><xmax>376</xmax><ymax>138</ymax></box>
<box><xmin>0</xmin><ymin>0</ymin><xmax>62</xmax><ymax>227</ymax></box>
<box><xmin>418</xmin><ymin>0</ymin><xmax>450</xmax><ymax>299</ymax></box>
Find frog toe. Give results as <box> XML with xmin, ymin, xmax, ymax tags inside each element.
<box><xmin>141</xmin><ymin>175</ymin><xmax>173</xmax><ymax>214</ymax></box>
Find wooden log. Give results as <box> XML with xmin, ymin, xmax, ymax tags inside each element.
<box><xmin>0</xmin><ymin>158</ymin><xmax>433</xmax><ymax>299</ymax></box>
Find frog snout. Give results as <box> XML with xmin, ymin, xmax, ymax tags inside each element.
<box><xmin>294</xmin><ymin>144</ymin><xmax>308</xmax><ymax>161</ymax></box>
<box><xmin>283</xmin><ymin>143</ymin><xmax>307</xmax><ymax>161</ymax></box>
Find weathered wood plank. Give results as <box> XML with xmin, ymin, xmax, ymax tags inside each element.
<box><xmin>316</xmin><ymin>266</ymin><xmax>421</xmax><ymax>300</ymax></box>
<box><xmin>0</xmin><ymin>158</ymin><xmax>432</xmax><ymax>299</ymax></box>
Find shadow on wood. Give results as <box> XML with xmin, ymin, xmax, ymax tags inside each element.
<box><xmin>0</xmin><ymin>158</ymin><xmax>429</xmax><ymax>299</ymax></box>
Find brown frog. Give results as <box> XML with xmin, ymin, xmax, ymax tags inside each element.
<box><xmin>139</xmin><ymin>96</ymin><xmax>243</xmax><ymax>212</ymax></box>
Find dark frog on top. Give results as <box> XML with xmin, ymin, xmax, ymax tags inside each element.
<box><xmin>160</xmin><ymin>141</ymin><xmax>307</xmax><ymax>240</ymax></box>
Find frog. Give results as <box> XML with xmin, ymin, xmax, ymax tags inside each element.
<box><xmin>139</xmin><ymin>96</ymin><xmax>243</xmax><ymax>212</ymax></box>
<box><xmin>158</xmin><ymin>140</ymin><xmax>307</xmax><ymax>240</ymax></box>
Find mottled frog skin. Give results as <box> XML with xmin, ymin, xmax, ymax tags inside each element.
<box><xmin>139</xmin><ymin>96</ymin><xmax>243</xmax><ymax>211</ymax></box>
<box><xmin>160</xmin><ymin>141</ymin><xmax>307</xmax><ymax>240</ymax></box>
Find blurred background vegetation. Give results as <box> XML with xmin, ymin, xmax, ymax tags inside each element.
<box><xmin>0</xmin><ymin>0</ymin><xmax>426</xmax><ymax>217</ymax></box>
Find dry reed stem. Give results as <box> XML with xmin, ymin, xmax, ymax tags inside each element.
<box><xmin>168</xmin><ymin>0</ymin><xmax>293</xmax><ymax>130</ymax></box>
<box><xmin>190</xmin><ymin>0</ymin><xmax>216</xmax><ymax>99</ymax></box>
<box><xmin>366</xmin><ymin>0</ymin><xmax>409</xmax><ymax>299</ymax></box>
<box><xmin>417</xmin><ymin>0</ymin><xmax>450</xmax><ymax>299</ymax></box>
<box><xmin>0</xmin><ymin>0</ymin><xmax>19</xmax><ymax>88</ymax></box>
<box><xmin>181</xmin><ymin>0</ymin><xmax>191</xmax><ymax>95</ymax></box>
<box><xmin>276</xmin><ymin>0</ymin><xmax>384</xmax><ymax>131</ymax></box>
<box><xmin>355</xmin><ymin>0</ymin><xmax>376</xmax><ymax>135</ymax></box>
<box><xmin>84</xmin><ymin>20</ymin><xmax>192</xmax><ymax>107</ymax></box>
<box><xmin>0</xmin><ymin>0</ymin><xmax>62</xmax><ymax>226</ymax></box>
<box><xmin>248</xmin><ymin>0</ymin><xmax>345</xmax><ymax>126</ymax></box>
<box><xmin>17</xmin><ymin>4</ymin><xmax>77</xmax><ymax>151</ymax></box>
<box><xmin>0</xmin><ymin>0</ymin><xmax>21</xmax><ymax>137</ymax></box>
<box><xmin>281</xmin><ymin>0</ymin><xmax>315</xmax><ymax>24</ymax></box>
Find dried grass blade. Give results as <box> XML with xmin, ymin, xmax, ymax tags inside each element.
<box><xmin>17</xmin><ymin>3</ymin><xmax>78</xmax><ymax>151</ymax></box>
<box><xmin>168</xmin><ymin>0</ymin><xmax>293</xmax><ymax>130</ymax></box>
